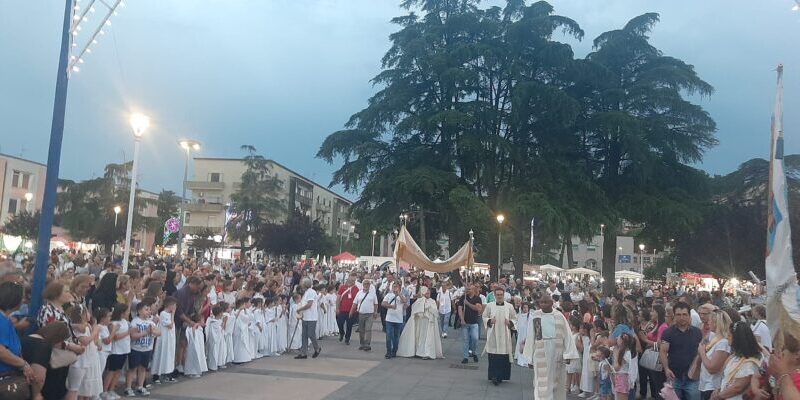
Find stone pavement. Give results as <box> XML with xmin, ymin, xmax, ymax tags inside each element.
<box><xmin>141</xmin><ymin>322</ymin><xmax>552</xmax><ymax>400</ymax></box>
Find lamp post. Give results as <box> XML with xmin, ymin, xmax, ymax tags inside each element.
<box><xmin>371</xmin><ymin>230</ymin><xmax>377</xmax><ymax>257</ymax></box>
<box><xmin>112</xmin><ymin>205</ymin><xmax>121</xmax><ymax>256</ymax></box>
<box><xmin>399</xmin><ymin>213</ymin><xmax>408</xmax><ymax>226</ymax></box>
<box><xmin>496</xmin><ymin>214</ymin><xmax>505</xmax><ymax>270</ymax></box>
<box><xmin>339</xmin><ymin>221</ymin><xmax>348</xmax><ymax>253</ymax></box>
<box><xmin>122</xmin><ymin>112</ymin><xmax>149</xmax><ymax>272</ymax></box>
<box><xmin>177</xmin><ymin>139</ymin><xmax>201</xmax><ymax>258</ymax></box>
<box><xmin>638</xmin><ymin>243</ymin><xmax>645</xmax><ymax>276</ymax></box>
<box><xmin>113</xmin><ymin>206</ymin><xmax>121</xmax><ymax>227</ymax></box>
<box><xmin>529</xmin><ymin>217</ymin><xmax>535</xmax><ymax>263</ymax></box>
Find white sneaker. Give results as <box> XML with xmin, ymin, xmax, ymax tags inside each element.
<box><xmin>578</xmin><ymin>392</ymin><xmax>588</xmax><ymax>398</ymax></box>
<box><xmin>136</xmin><ymin>387</ymin><xmax>150</xmax><ymax>396</ymax></box>
<box><xmin>107</xmin><ymin>391</ymin><xmax>121</xmax><ymax>400</ymax></box>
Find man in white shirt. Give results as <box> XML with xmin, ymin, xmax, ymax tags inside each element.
<box><xmin>750</xmin><ymin>305</ymin><xmax>771</xmax><ymax>351</ymax></box>
<box><xmin>295</xmin><ymin>278</ymin><xmax>322</xmax><ymax>359</ymax></box>
<box><xmin>438</xmin><ymin>282</ymin><xmax>453</xmax><ymax>338</ymax></box>
<box><xmin>382</xmin><ymin>282</ymin><xmax>406</xmax><ymax>358</ymax></box>
<box><xmin>350</xmin><ymin>279</ymin><xmax>379</xmax><ymax>351</ymax></box>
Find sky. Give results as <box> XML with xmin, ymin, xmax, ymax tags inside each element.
<box><xmin>1</xmin><ymin>0</ymin><xmax>799</xmax><ymax>200</ymax></box>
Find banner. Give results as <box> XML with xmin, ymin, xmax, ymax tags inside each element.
<box><xmin>765</xmin><ymin>65</ymin><xmax>800</xmax><ymax>351</ymax></box>
<box><xmin>393</xmin><ymin>225</ymin><xmax>473</xmax><ymax>273</ymax></box>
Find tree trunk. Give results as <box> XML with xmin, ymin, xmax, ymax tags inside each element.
<box><xmin>566</xmin><ymin>236</ymin><xmax>575</xmax><ymax>269</ymax></box>
<box><xmin>558</xmin><ymin>241</ymin><xmax>566</xmax><ymax>269</ymax></box>
<box><xmin>602</xmin><ymin>232</ymin><xmax>617</xmax><ymax>296</ymax></box>
<box><xmin>513</xmin><ymin>226</ymin><xmax>525</xmax><ymax>281</ymax></box>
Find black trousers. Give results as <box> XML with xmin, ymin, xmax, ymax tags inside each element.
<box><xmin>336</xmin><ymin>312</ymin><xmax>356</xmax><ymax>340</ymax></box>
<box><xmin>643</xmin><ymin>368</ymin><xmax>665</xmax><ymax>400</ymax></box>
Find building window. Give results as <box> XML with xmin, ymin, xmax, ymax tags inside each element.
<box><xmin>571</xmin><ymin>261</ymin><xmax>578</xmax><ymax>267</ymax></box>
<box><xmin>587</xmin><ymin>246</ymin><xmax>596</xmax><ymax>252</ymax></box>
<box><xmin>185</xmin><ymin>212</ymin><xmax>191</xmax><ymax>224</ymax></box>
<box><xmin>644</xmin><ymin>257</ymin><xmax>651</xmax><ymax>263</ymax></box>
<box><xmin>11</xmin><ymin>171</ymin><xmax>30</xmax><ymax>189</ymax></box>
<box><xmin>209</xmin><ymin>173</ymin><xmax>221</xmax><ymax>182</ymax></box>
<box><xmin>7</xmin><ymin>199</ymin><xmax>17</xmax><ymax>215</ymax></box>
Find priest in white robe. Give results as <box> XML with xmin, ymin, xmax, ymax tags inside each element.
<box><xmin>522</xmin><ymin>295</ymin><xmax>580</xmax><ymax>400</ymax></box>
<box><xmin>397</xmin><ymin>286</ymin><xmax>443</xmax><ymax>359</ymax></box>
<box><xmin>482</xmin><ymin>287</ymin><xmax>517</xmax><ymax>385</ymax></box>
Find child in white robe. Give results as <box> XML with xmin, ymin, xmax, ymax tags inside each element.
<box><xmin>232</xmin><ymin>298</ymin><xmax>253</xmax><ymax>363</ymax></box>
<box><xmin>184</xmin><ymin>316</ymin><xmax>208</xmax><ymax>377</ymax></box>
<box><xmin>223</xmin><ymin>302</ymin><xmax>235</xmax><ymax>365</ymax></box>
<box><xmin>151</xmin><ymin>297</ymin><xmax>177</xmax><ymax>382</ymax></box>
<box><xmin>250</xmin><ymin>298</ymin><xmax>263</xmax><ymax>359</ymax></box>
<box><xmin>515</xmin><ymin>303</ymin><xmax>531</xmax><ymax>367</ymax></box>
<box><xmin>205</xmin><ymin>304</ymin><xmax>226</xmax><ymax>371</ymax></box>
<box><xmin>287</xmin><ymin>294</ymin><xmax>303</xmax><ymax>350</ymax></box>
<box><xmin>275</xmin><ymin>297</ymin><xmax>288</xmax><ymax>353</ymax></box>
<box><xmin>316</xmin><ymin>287</ymin><xmax>327</xmax><ymax>339</ymax></box>
<box><xmin>326</xmin><ymin>288</ymin><xmax>339</xmax><ymax>337</ymax></box>
<box><xmin>261</xmin><ymin>298</ymin><xmax>279</xmax><ymax>356</ymax></box>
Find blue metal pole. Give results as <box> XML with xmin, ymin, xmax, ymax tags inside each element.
<box><xmin>30</xmin><ymin>0</ymin><xmax>74</xmax><ymax>323</ymax></box>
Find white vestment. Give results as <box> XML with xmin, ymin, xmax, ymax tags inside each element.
<box><xmin>205</xmin><ymin>316</ymin><xmax>225</xmax><ymax>370</ymax></box>
<box><xmin>522</xmin><ymin>309</ymin><xmax>580</xmax><ymax>400</ymax></box>
<box><xmin>287</xmin><ymin>302</ymin><xmax>303</xmax><ymax>350</ymax></box>
<box><xmin>516</xmin><ymin>311</ymin><xmax>531</xmax><ymax>367</ymax></box>
<box><xmin>397</xmin><ymin>297</ymin><xmax>443</xmax><ymax>359</ymax></box>
<box><xmin>260</xmin><ymin>307</ymin><xmax>278</xmax><ymax>356</ymax></box>
<box><xmin>276</xmin><ymin>304</ymin><xmax>288</xmax><ymax>353</ymax></box>
<box><xmin>223</xmin><ymin>312</ymin><xmax>235</xmax><ymax>364</ymax></box>
<box><xmin>232</xmin><ymin>310</ymin><xmax>253</xmax><ymax>363</ymax></box>
<box><xmin>184</xmin><ymin>326</ymin><xmax>208</xmax><ymax>376</ymax></box>
<box><xmin>151</xmin><ymin>311</ymin><xmax>176</xmax><ymax>375</ymax></box>
<box><xmin>482</xmin><ymin>301</ymin><xmax>517</xmax><ymax>360</ymax></box>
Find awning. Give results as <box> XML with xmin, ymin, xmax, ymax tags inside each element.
<box><xmin>616</xmin><ymin>270</ymin><xmax>644</xmax><ymax>279</ymax></box>
<box><xmin>539</xmin><ymin>264</ymin><xmax>564</xmax><ymax>273</ymax></box>
<box><xmin>567</xmin><ymin>267</ymin><xmax>600</xmax><ymax>276</ymax></box>
<box><xmin>332</xmin><ymin>252</ymin><xmax>357</xmax><ymax>262</ymax></box>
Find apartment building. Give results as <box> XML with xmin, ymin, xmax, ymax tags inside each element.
<box><xmin>184</xmin><ymin>157</ymin><xmax>353</xmax><ymax>238</ymax></box>
<box><xmin>0</xmin><ymin>153</ymin><xmax>46</xmax><ymax>225</ymax></box>
<box><xmin>555</xmin><ymin>235</ymin><xmax>665</xmax><ymax>271</ymax></box>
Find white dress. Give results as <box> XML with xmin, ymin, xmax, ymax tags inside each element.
<box><xmin>261</xmin><ymin>307</ymin><xmax>278</xmax><ymax>356</ymax></box>
<box><xmin>276</xmin><ymin>305</ymin><xmax>288</xmax><ymax>353</ymax></box>
<box><xmin>223</xmin><ymin>312</ymin><xmax>235</xmax><ymax>364</ymax></box>
<box><xmin>205</xmin><ymin>316</ymin><xmax>225</xmax><ymax>370</ymax></box>
<box><xmin>287</xmin><ymin>302</ymin><xmax>302</xmax><ymax>350</ymax></box>
<box><xmin>327</xmin><ymin>294</ymin><xmax>339</xmax><ymax>335</ymax></box>
<box><xmin>151</xmin><ymin>311</ymin><xmax>176</xmax><ymax>376</ymax></box>
<box><xmin>69</xmin><ymin>325</ymin><xmax>102</xmax><ymax>397</ymax></box>
<box><xmin>248</xmin><ymin>309</ymin><xmax>261</xmax><ymax>359</ymax></box>
<box><xmin>515</xmin><ymin>312</ymin><xmax>531</xmax><ymax>367</ymax></box>
<box><xmin>184</xmin><ymin>326</ymin><xmax>208</xmax><ymax>376</ymax></box>
<box><xmin>232</xmin><ymin>309</ymin><xmax>253</xmax><ymax>363</ymax></box>
<box><xmin>580</xmin><ymin>335</ymin><xmax>593</xmax><ymax>393</ymax></box>
<box><xmin>316</xmin><ymin>295</ymin><xmax>326</xmax><ymax>338</ymax></box>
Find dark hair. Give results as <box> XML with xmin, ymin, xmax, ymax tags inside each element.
<box><xmin>0</xmin><ymin>282</ymin><xmax>23</xmax><ymax>311</ymax></box>
<box><xmin>135</xmin><ymin>301</ymin><xmax>150</xmax><ymax>313</ymax></box>
<box><xmin>93</xmin><ymin>307</ymin><xmax>111</xmax><ymax>323</ymax></box>
<box><xmin>611</xmin><ymin>305</ymin><xmax>630</xmax><ymax>326</ymax></box>
<box><xmin>235</xmin><ymin>297</ymin><xmax>249</xmax><ymax>308</ymax></box>
<box><xmin>92</xmin><ymin>273</ymin><xmax>119</xmax><ymax>310</ymax></box>
<box><xmin>730</xmin><ymin>321</ymin><xmax>761</xmax><ymax>358</ymax></box>
<box><xmin>672</xmin><ymin>301</ymin><xmax>691</xmax><ymax>313</ymax></box>
<box><xmin>617</xmin><ymin>333</ymin><xmax>635</xmax><ymax>366</ymax></box>
<box><xmin>652</xmin><ymin>304</ymin><xmax>666</xmax><ymax>326</ymax></box>
<box><xmin>162</xmin><ymin>296</ymin><xmax>178</xmax><ymax>307</ymax></box>
<box><xmin>569</xmin><ymin>316</ymin><xmax>582</xmax><ymax>330</ymax></box>
<box><xmin>35</xmin><ymin>321</ymin><xmax>70</xmax><ymax>345</ymax></box>
<box><xmin>212</xmin><ymin>303</ymin><xmax>226</xmax><ymax>317</ymax></box>
<box><xmin>109</xmin><ymin>303</ymin><xmax>128</xmax><ymax>321</ymax></box>
<box><xmin>67</xmin><ymin>303</ymin><xmax>86</xmax><ymax>323</ymax></box>
<box><xmin>582</xmin><ymin>323</ymin><xmax>593</xmax><ymax>333</ymax></box>
<box><xmin>186</xmin><ymin>276</ymin><xmax>202</xmax><ymax>286</ymax></box>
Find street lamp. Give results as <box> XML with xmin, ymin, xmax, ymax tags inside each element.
<box><xmin>122</xmin><ymin>112</ymin><xmax>149</xmax><ymax>272</ymax></box>
<box><xmin>177</xmin><ymin>138</ymin><xmax>201</xmax><ymax>258</ymax></box>
<box><xmin>339</xmin><ymin>221</ymin><xmax>348</xmax><ymax>253</ymax></box>
<box><xmin>638</xmin><ymin>243</ymin><xmax>645</xmax><ymax>275</ymax></box>
<box><xmin>371</xmin><ymin>230</ymin><xmax>377</xmax><ymax>257</ymax></box>
<box><xmin>496</xmin><ymin>214</ymin><xmax>505</xmax><ymax>270</ymax></box>
<box><xmin>399</xmin><ymin>213</ymin><xmax>408</xmax><ymax>225</ymax></box>
<box><xmin>113</xmin><ymin>206</ymin><xmax>121</xmax><ymax>226</ymax></box>
<box><xmin>529</xmin><ymin>217</ymin><xmax>535</xmax><ymax>263</ymax></box>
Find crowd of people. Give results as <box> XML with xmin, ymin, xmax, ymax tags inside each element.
<box><xmin>1</xmin><ymin>249</ymin><xmax>800</xmax><ymax>400</ymax></box>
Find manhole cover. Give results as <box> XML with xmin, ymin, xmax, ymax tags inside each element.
<box><xmin>449</xmin><ymin>364</ymin><xmax>479</xmax><ymax>370</ymax></box>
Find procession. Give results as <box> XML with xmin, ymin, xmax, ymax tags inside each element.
<box><xmin>2</xmin><ymin>1</ymin><xmax>800</xmax><ymax>400</ymax></box>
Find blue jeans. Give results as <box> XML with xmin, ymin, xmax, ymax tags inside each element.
<box><xmin>673</xmin><ymin>376</ymin><xmax>700</xmax><ymax>400</ymax></box>
<box><xmin>462</xmin><ymin>323</ymin><xmax>479</xmax><ymax>359</ymax></box>
<box><xmin>440</xmin><ymin>312</ymin><xmax>451</xmax><ymax>335</ymax></box>
<box><xmin>385</xmin><ymin>321</ymin><xmax>403</xmax><ymax>356</ymax></box>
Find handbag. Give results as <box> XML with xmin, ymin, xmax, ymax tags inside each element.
<box><xmin>50</xmin><ymin>346</ymin><xmax>79</xmax><ymax>369</ymax></box>
<box><xmin>639</xmin><ymin>343</ymin><xmax>662</xmax><ymax>371</ymax></box>
<box><xmin>0</xmin><ymin>373</ymin><xmax>31</xmax><ymax>400</ymax></box>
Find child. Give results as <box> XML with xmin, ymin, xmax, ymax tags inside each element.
<box><xmin>104</xmin><ymin>304</ymin><xmax>130</xmax><ymax>399</ymax></box>
<box><xmin>67</xmin><ymin>304</ymin><xmax>103</xmax><ymax>400</ymax></box>
<box><xmin>567</xmin><ymin>316</ymin><xmax>583</xmax><ymax>394</ymax></box>
<box><xmin>151</xmin><ymin>297</ymin><xmax>177</xmax><ymax>383</ymax></box>
<box><xmin>316</xmin><ymin>286</ymin><xmax>327</xmax><ymax>339</ymax></box>
<box><xmin>232</xmin><ymin>298</ymin><xmax>253</xmax><ymax>363</ymax></box>
<box><xmin>275</xmin><ymin>296</ymin><xmax>288</xmax><ymax>353</ymax></box>
<box><xmin>184</xmin><ymin>315</ymin><xmax>208</xmax><ymax>377</ymax></box>
<box><xmin>593</xmin><ymin>346</ymin><xmax>613</xmax><ymax>400</ymax></box>
<box><xmin>252</xmin><ymin>298</ymin><xmax>266</xmax><ymax>358</ymax></box>
<box><xmin>612</xmin><ymin>333</ymin><xmax>634</xmax><ymax>400</ymax></box>
<box><xmin>222</xmin><ymin>302</ymin><xmax>235</xmax><ymax>365</ymax></box>
<box><xmin>515</xmin><ymin>303</ymin><xmax>531</xmax><ymax>367</ymax></box>
<box><xmin>126</xmin><ymin>302</ymin><xmax>160</xmax><ymax>397</ymax></box>
<box><xmin>326</xmin><ymin>286</ymin><xmax>338</xmax><ymax>337</ymax></box>
<box><xmin>206</xmin><ymin>303</ymin><xmax>226</xmax><ymax>370</ymax></box>
<box><xmin>287</xmin><ymin>293</ymin><xmax>303</xmax><ymax>350</ymax></box>
<box><xmin>579</xmin><ymin>323</ymin><xmax>594</xmax><ymax>398</ymax></box>
<box><xmin>93</xmin><ymin>307</ymin><xmax>113</xmax><ymax>383</ymax></box>
<box><xmin>261</xmin><ymin>297</ymin><xmax>278</xmax><ymax>356</ymax></box>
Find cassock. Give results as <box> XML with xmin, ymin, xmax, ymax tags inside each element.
<box><xmin>522</xmin><ymin>309</ymin><xmax>580</xmax><ymax>400</ymax></box>
<box><xmin>482</xmin><ymin>301</ymin><xmax>517</xmax><ymax>382</ymax></box>
<box><xmin>397</xmin><ymin>288</ymin><xmax>443</xmax><ymax>359</ymax></box>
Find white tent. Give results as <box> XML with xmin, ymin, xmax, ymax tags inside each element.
<box><xmin>539</xmin><ymin>264</ymin><xmax>564</xmax><ymax>273</ymax></box>
<box><xmin>567</xmin><ymin>267</ymin><xmax>600</xmax><ymax>276</ymax></box>
<box><xmin>616</xmin><ymin>270</ymin><xmax>644</xmax><ymax>279</ymax></box>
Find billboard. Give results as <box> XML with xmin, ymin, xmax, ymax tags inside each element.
<box><xmin>618</xmin><ymin>255</ymin><xmax>632</xmax><ymax>263</ymax></box>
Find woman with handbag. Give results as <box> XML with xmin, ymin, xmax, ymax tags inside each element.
<box><xmin>639</xmin><ymin>305</ymin><xmax>669</xmax><ymax>400</ymax></box>
<box><xmin>0</xmin><ymin>281</ymin><xmax>38</xmax><ymax>400</ymax></box>
<box><xmin>697</xmin><ymin>310</ymin><xmax>732</xmax><ymax>400</ymax></box>
<box><xmin>37</xmin><ymin>281</ymin><xmax>85</xmax><ymax>400</ymax></box>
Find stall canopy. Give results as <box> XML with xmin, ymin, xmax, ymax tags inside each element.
<box><xmin>567</xmin><ymin>267</ymin><xmax>600</xmax><ymax>276</ymax></box>
<box><xmin>539</xmin><ymin>264</ymin><xmax>564</xmax><ymax>273</ymax></box>
<box><xmin>332</xmin><ymin>252</ymin><xmax>357</xmax><ymax>262</ymax></box>
<box><xmin>616</xmin><ymin>270</ymin><xmax>644</xmax><ymax>279</ymax></box>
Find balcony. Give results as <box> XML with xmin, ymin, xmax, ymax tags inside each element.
<box><xmin>185</xmin><ymin>202</ymin><xmax>224</xmax><ymax>213</ymax></box>
<box><xmin>186</xmin><ymin>181</ymin><xmax>225</xmax><ymax>191</ymax></box>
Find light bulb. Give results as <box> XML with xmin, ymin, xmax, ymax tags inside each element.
<box><xmin>99</xmin><ymin>30</ymin><xmax>105</xmax><ymax>35</ymax></box>
<box><xmin>86</xmin><ymin>48</ymin><xmax>92</xmax><ymax>53</ymax></box>
<box><xmin>90</xmin><ymin>6</ymin><xmax>96</xmax><ymax>12</ymax></box>
<box><xmin>72</xmin><ymin>66</ymin><xmax>80</xmax><ymax>72</ymax></box>
<box><xmin>78</xmin><ymin>58</ymin><xmax>84</xmax><ymax>64</ymax></box>
<box><xmin>92</xmin><ymin>39</ymin><xmax>98</xmax><ymax>44</ymax></box>
<box><xmin>105</xmin><ymin>20</ymin><xmax>111</xmax><ymax>26</ymax></box>
<box><xmin>71</xmin><ymin>30</ymin><xmax>78</xmax><ymax>36</ymax></box>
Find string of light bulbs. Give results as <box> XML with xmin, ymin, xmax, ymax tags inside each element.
<box><xmin>67</xmin><ymin>0</ymin><xmax>125</xmax><ymax>75</ymax></box>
